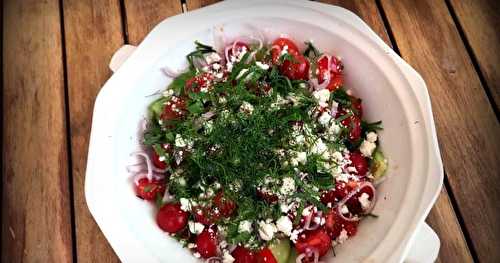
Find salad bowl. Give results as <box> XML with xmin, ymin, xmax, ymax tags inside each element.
<box><xmin>86</xmin><ymin>0</ymin><xmax>443</xmax><ymax>262</ymax></box>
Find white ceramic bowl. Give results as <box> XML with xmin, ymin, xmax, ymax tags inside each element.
<box><xmin>85</xmin><ymin>1</ymin><xmax>443</xmax><ymax>262</ymax></box>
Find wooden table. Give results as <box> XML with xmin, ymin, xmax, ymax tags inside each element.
<box><xmin>2</xmin><ymin>0</ymin><xmax>499</xmax><ymax>262</ymax></box>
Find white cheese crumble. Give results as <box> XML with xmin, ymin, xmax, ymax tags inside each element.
<box><xmin>162</xmin><ymin>89</ymin><xmax>174</xmax><ymax>98</ymax></box>
<box><xmin>366</xmin><ymin>131</ymin><xmax>378</xmax><ymax>143</ymax></box>
<box><xmin>280</xmin><ymin>177</ymin><xmax>296</xmax><ymax>196</ymax></box>
<box><xmin>240</xmin><ymin>101</ymin><xmax>254</xmax><ymax>114</ymax></box>
<box><xmin>311</xmin><ymin>138</ymin><xmax>330</xmax><ymax>159</ymax></box>
<box><xmin>193</xmin><ymin>252</ymin><xmax>201</xmax><ymax>258</ymax></box>
<box><xmin>222</xmin><ymin>250</ymin><xmax>235</xmax><ymax>263</ymax></box>
<box><xmin>318</xmin><ymin>111</ymin><xmax>332</xmax><ymax>126</ymax></box>
<box><xmin>359</xmin><ymin>192</ymin><xmax>371</xmax><ymax>210</ymax></box>
<box><xmin>188</xmin><ymin>221</ymin><xmax>204</xmax><ymax>234</ymax></box>
<box><xmin>204</xmin><ymin>52</ymin><xmax>221</xmax><ymax>64</ymax></box>
<box><xmin>340</xmin><ymin>205</ymin><xmax>349</xmax><ymax>215</ymax></box>
<box><xmin>337</xmin><ymin>229</ymin><xmax>349</xmax><ymax>243</ymax></box>
<box><xmin>180</xmin><ymin>198</ymin><xmax>191</xmax><ymax>212</ymax></box>
<box><xmin>360</xmin><ymin>140</ymin><xmax>376</xmax><ymax>157</ymax></box>
<box><xmin>258</xmin><ymin>220</ymin><xmax>277</xmax><ymax>241</ymax></box>
<box><xmin>280</xmin><ymin>45</ymin><xmax>289</xmax><ymax>55</ymax></box>
<box><xmin>312</xmin><ymin>89</ymin><xmax>330</xmax><ymax>107</ymax></box>
<box><xmin>236</xmin><ymin>68</ymin><xmax>249</xmax><ymax>80</ymax></box>
<box><xmin>238</xmin><ymin>220</ymin><xmax>253</xmax><ymax>233</ymax></box>
<box><xmin>256</xmin><ymin>61</ymin><xmax>270</xmax><ymax>70</ymax></box>
<box><xmin>276</xmin><ymin>216</ymin><xmax>293</xmax><ymax>236</ymax></box>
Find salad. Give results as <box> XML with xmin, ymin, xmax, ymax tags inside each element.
<box><xmin>127</xmin><ymin>35</ymin><xmax>388</xmax><ymax>263</ymax></box>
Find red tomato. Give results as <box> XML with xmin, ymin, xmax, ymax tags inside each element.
<box><xmin>294</xmin><ymin>229</ymin><xmax>331</xmax><ymax>258</ymax></box>
<box><xmin>350</xmin><ymin>96</ymin><xmax>363</xmax><ymax>117</ymax></box>
<box><xmin>280</xmin><ymin>53</ymin><xmax>310</xmax><ymax>80</ymax></box>
<box><xmin>160</xmin><ymin>96</ymin><xmax>186</xmax><ymax>120</ymax></box>
<box><xmin>227</xmin><ymin>41</ymin><xmax>250</xmax><ymax>60</ymax></box>
<box><xmin>135</xmin><ymin>178</ymin><xmax>166</xmax><ymax>201</ymax></box>
<box><xmin>336</xmin><ymin>107</ymin><xmax>361</xmax><ymax>142</ymax></box>
<box><xmin>193</xmin><ymin>206</ymin><xmax>221</xmax><ymax>225</ymax></box>
<box><xmin>232</xmin><ymin>246</ymin><xmax>255</xmax><ymax>263</ymax></box>
<box><xmin>196</xmin><ymin>227</ymin><xmax>218</xmax><ymax>258</ymax></box>
<box><xmin>255</xmin><ymin>248</ymin><xmax>278</xmax><ymax>263</ymax></box>
<box><xmin>316</xmin><ymin>55</ymin><xmax>344</xmax><ymax>91</ymax></box>
<box><xmin>349</xmin><ymin>151</ymin><xmax>369</xmax><ymax>176</ymax></box>
<box><xmin>320</xmin><ymin>182</ymin><xmax>349</xmax><ymax>204</ymax></box>
<box><xmin>151</xmin><ymin>150</ymin><xmax>167</xmax><ymax>169</ymax></box>
<box><xmin>257</xmin><ymin>189</ymin><xmax>279</xmax><ymax>204</ymax></box>
<box><xmin>271</xmin><ymin>37</ymin><xmax>300</xmax><ymax>63</ymax></box>
<box><xmin>324</xmin><ymin>210</ymin><xmax>358</xmax><ymax>239</ymax></box>
<box><xmin>185</xmin><ymin>72</ymin><xmax>214</xmax><ymax>93</ymax></box>
<box><xmin>213</xmin><ymin>191</ymin><xmax>237</xmax><ymax>217</ymax></box>
<box><xmin>156</xmin><ymin>203</ymin><xmax>188</xmax><ymax>233</ymax></box>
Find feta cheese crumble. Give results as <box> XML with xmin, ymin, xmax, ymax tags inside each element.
<box><xmin>180</xmin><ymin>198</ymin><xmax>191</xmax><ymax>212</ymax></box>
<box><xmin>276</xmin><ymin>216</ymin><xmax>293</xmax><ymax>236</ymax></box>
<box><xmin>188</xmin><ymin>221</ymin><xmax>204</xmax><ymax>234</ymax></box>
<box><xmin>280</xmin><ymin>177</ymin><xmax>296</xmax><ymax>196</ymax></box>
<box><xmin>222</xmin><ymin>250</ymin><xmax>235</xmax><ymax>263</ymax></box>
<box><xmin>318</xmin><ymin>111</ymin><xmax>332</xmax><ymax>126</ymax></box>
<box><xmin>256</xmin><ymin>61</ymin><xmax>270</xmax><ymax>70</ymax></box>
<box><xmin>312</xmin><ymin>89</ymin><xmax>330</xmax><ymax>107</ymax></box>
<box><xmin>240</xmin><ymin>101</ymin><xmax>254</xmax><ymax>114</ymax></box>
<box><xmin>360</xmin><ymin>139</ymin><xmax>376</xmax><ymax>157</ymax></box>
<box><xmin>359</xmin><ymin>192</ymin><xmax>371</xmax><ymax>210</ymax></box>
<box><xmin>238</xmin><ymin>220</ymin><xmax>253</xmax><ymax>233</ymax></box>
<box><xmin>258</xmin><ymin>220</ymin><xmax>277</xmax><ymax>241</ymax></box>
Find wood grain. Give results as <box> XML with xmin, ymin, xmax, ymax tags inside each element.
<box><xmin>123</xmin><ymin>0</ymin><xmax>183</xmax><ymax>45</ymax></box>
<box><xmin>186</xmin><ymin>0</ymin><xmax>221</xmax><ymax>10</ymax></box>
<box><xmin>318</xmin><ymin>1</ymin><xmax>474</xmax><ymax>262</ymax></box>
<box><xmin>449</xmin><ymin>0</ymin><xmax>500</xmax><ymax>110</ymax></box>
<box><xmin>2</xmin><ymin>1</ymin><xmax>73</xmax><ymax>262</ymax></box>
<box><xmin>62</xmin><ymin>0</ymin><xmax>124</xmax><ymax>262</ymax></box>
<box><xmin>380</xmin><ymin>0</ymin><xmax>500</xmax><ymax>262</ymax></box>
<box><xmin>427</xmin><ymin>187</ymin><xmax>474</xmax><ymax>263</ymax></box>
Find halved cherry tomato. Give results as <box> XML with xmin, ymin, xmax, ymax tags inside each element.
<box><xmin>349</xmin><ymin>151</ymin><xmax>369</xmax><ymax>176</ymax></box>
<box><xmin>280</xmin><ymin>53</ymin><xmax>310</xmax><ymax>80</ymax></box>
<box><xmin>320</xmin><ymin>181</ymin><xmax>351</xmax><ymax>204</ymax></box>
<box><xmin>316</xmin><ymin>55</ymin><xmax>344</xmax><ymax>91</ymax></box>
<box><xmin>196</xmin><ymin>227</ymin><xmax>218</xmax><ymax>258</ymax></box>
<box><xmin>135</xmin><ymin>178</ymin><xmax>166</xmax><ymax>201</ymax></box>
<box><xmin>156</xmin><ymin>203</ymin><xmax>188</xmax><ymax>233</ymax></box>
<box><xmin>160</xmin><ymin>96</ymin><xmax>186</xmax><ymax>120</ymax></box>
<box><xmin>185</xmin><ymin>72</ymin><xmax>214</xmax><ymax>93</ymax></box>
<box><xmin>213</xmin><ymin>191</ymin><xmax>237</xmax><ymax>217</ymax></box>
<box><xmin>335</xmin><ymin>107</ymin><xmax>361</xmax><ymax>141</ymax></box>
<box><xmin>257</xmin><ymin>189</ymin><xmax>279</xmax><ymax>204</ymax></box>
<box><xmin>151</xmin><ymin>150</ymin><xmax>167</xmax><ymax>169</ymax></box>
<box><xmin>324</xmin><ymin>209</ymin><xmax>358</xmax><ymax>239</ymax></box>
<box><xmin>294</xmin><ymin>229</ymin><xmax>331</xmax><ymax>258</ymax></box>
<box><xmin>227</xmin><ymin>41</ymin><xmax>250</xmax><ymax>61</ymax></box>
<box><xmin>255</xmin><ymin>247</ymin><xmax>278</xmax><ymax>263</ymax></box>
<box><xmin>232</xmin><ymin>246</ymin><xmax>255</xmax><ymax>263</ymax></box>
<box><xmin>271</xmin><ymin>37</ymin><xmax>300</xmax><ymax>63</ymax></box>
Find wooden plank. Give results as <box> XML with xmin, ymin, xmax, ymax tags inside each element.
<box><xmin>449</xmin><ymin>0</ymin><xmax>500</xmax><ymax>110</ymax></box>
<box><xmin>186</xmin><ymin>0</ymin><xmax>221</xmax><ymax>10</ymax></box>
<box><xmin>380</xmin><ymin>0</ymin><xmax>500</xmax><ymax>262</ymax></box>
<box><xmin>318</xmin><ymin>1</ymin><xmax>474</xmax><ymax>262</ymax></box>
<box><xmin>427</xmin><ymin>188</ymin><xmax>474</xmax><ymax>263</ymax></box>
<box><xmin>123</xmin><ymin>0</ymin><xmax>183</xmax><ymax>45</ymax></box>
<box><xmin>2</xmin><ymin>1</ymin><xmax>74</xmax><ymax>262</ymax></box>
<box><xmin>62</xmin><ymin>1</ymin><xmax>124</xmax><ymax>262</ymax></box>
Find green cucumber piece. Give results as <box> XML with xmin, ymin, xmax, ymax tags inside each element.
<box><xmin>148</xmin><ymin>97</ymin><xmax>168</xmax><ymax>119</ymax></box>
<box><xmin>371</xmin><ymin>149</ymin><xmax>388</xmax><ymax>179</ymax></box>
<box><xmin>286</xmin><ymin>248</ymin><xmax>298</xmax><ymax>263</ymax></box>
<box><xmin>269</xmin><ymin>238</ymin><xmax>291</xmax><ymax>263</ymax></box>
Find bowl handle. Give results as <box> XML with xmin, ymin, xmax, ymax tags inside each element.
<box><xmin>405</xmin><ymin>222</ymin><xmax>440</xmax><ymax>263</ymax></box>
<box><xmin>109</xmin><ymin>45</ymin><xmax>137</xmax><ymax>72</ymax></box>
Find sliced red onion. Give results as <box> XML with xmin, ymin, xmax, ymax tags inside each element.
<box><xmin>130</xmin><ymin>151</ymin><xmax>153</xmax><ymax>181</ymax></box>
<box><xmin>133</xmin><ymin>172</ymin><xmax>147</xmax><ymax>185</ymax></box>
<box><xmin>334</xmin><ymin>181</ymin><xmax>377</xmax><ymax>222</ymax></box>
<box><xmin>308</xmin><ymin>73</ymin><xmax>330</xmax><ymax>91</ymax></box>
<box><xmin>224</xmin><ymin>45</ymin><xmax>233</xmax><ymax>62</ymax></box>
<box><xmin>304</xmin><ymin>211</ymin><xmax>323</xmax><ymax>231</ymax></box>
<box><xmin>212</xmin><ymin>26</ymin><xmax>226</xmax><ymax>55</ymax></box>
<box><xmin>160</xmin><ymin>67</ymin><xmax>180</xmax><ymax>78</ymax></box>
<box><xmin>206</xmin><ymin>257</ymin><xmax>222</xmax><ymax>263</ymax></box>
<box><xmin>296</xmin><ymin>248</ymin><xmax>320</xmax><ymax>263</ymax></box>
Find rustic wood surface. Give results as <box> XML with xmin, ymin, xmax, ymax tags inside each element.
<box><xmin>2</xmin><ymin>0</ymin><xmax>499</xmax><ymax>262</ymax></box>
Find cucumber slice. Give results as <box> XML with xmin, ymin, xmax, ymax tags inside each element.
<box><xmin>269</xmin><ymin>239</ymin><xmax>291</xmax><ymax>263</ymax></box>
<box><xmin>148</xmin><ymin>97</ymin><xmax>168</xmax><ymax>119</ymax></box>
<box><xmin>287</xmin><ymin>248</ymin><xmax>298</xmax><ymax>263</ymax></box>
<box><xmin>371</xmin><ymin>149</ymin><xmax>388</xmax><ymax>179</ymax></box>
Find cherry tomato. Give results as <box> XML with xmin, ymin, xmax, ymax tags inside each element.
<box><xmin>336</xmin><ymin>107</ymin><xmax>361</xmax><ymax>142</ymax></box>
<box><xmin>255</xmin><ymin>247</ymin><xmax>278</xmax><ymax>263</ymax></box>
<box><xmin>227</xmin><ymin>41</ymin><xmax>250</xmax><ymax>60</ymax></box>
<box><xmin>350</xmin><ymin>96</ymin><xmax>363</xmax><ymax>117</ymax></box>
<box><xmin>294</xmin><ymin>229</ymin><xmax>331</xmax><ymax>258</ymax></box>
<box><xmin>320</xmin><ymin>181</ymin><xmax>350</xmax><ymax>205</ymax></box>
<box><xmin>271</xmin><ymin>37</ymin><xmax>300</xmax><ymax>63</ymax></box>
<box><xmin>324</xmin><ymin>209</ymin><xmax>358</xmax><ymax>239</ymax></box>
<box><xmin>232</xmin><ymin>246</ymin><xmax>255</xmax><ymax>263</ymax></box>
<box><xmin>185</xmin><ymin>72</ymin><xmax>214</xmax><ymax>93</ymax></box>
<box><xmin>151</xmin><ymin>150</ymin><xmax>167</xmax><ymax>169</ymax></box>
<box><xmin>135</xmin><ymin>178</ymin><xmax>166</xmax><ymax>201</ymax></box>
<box><xmin>160</xmin><ymin>96</ymin><xmax>186</xmax><ymax>120</ymax></box>
<box><xmin>257</xmin><ymin>189</ymin><xmax>279</xmax><ymax>204</ymax></box>
<box><xmin>316</xmin><ymin>55</ymin><xmax>344</xmax><ymax>91</ymax></box>
<box><xmin>156</xmin><ymin>203</ymin><xmax>188</xmax><ymax>233</ymax></box>
<box><xmin>196</xmin><ymin>227</ymin><xmax>218</xmax><ymax>258</ymax></box>
<box><xmin>213</xmin><ymin>191</ymin><xmax>237</xmax><ymax>217</ymax></box>
<box><xmin>349</xmin><ymin>151</ymin><xmax>369</xmax><ymax>176</ymax></box>
<box><xmin>280</xmin><ymin>53</ymin><xmax>310</xmax><ymax>80</ymax></box>
<box><xmin>193</xmin><ymin>206</ymin><xmax>221</xmax><ymax>225</ymax></box>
